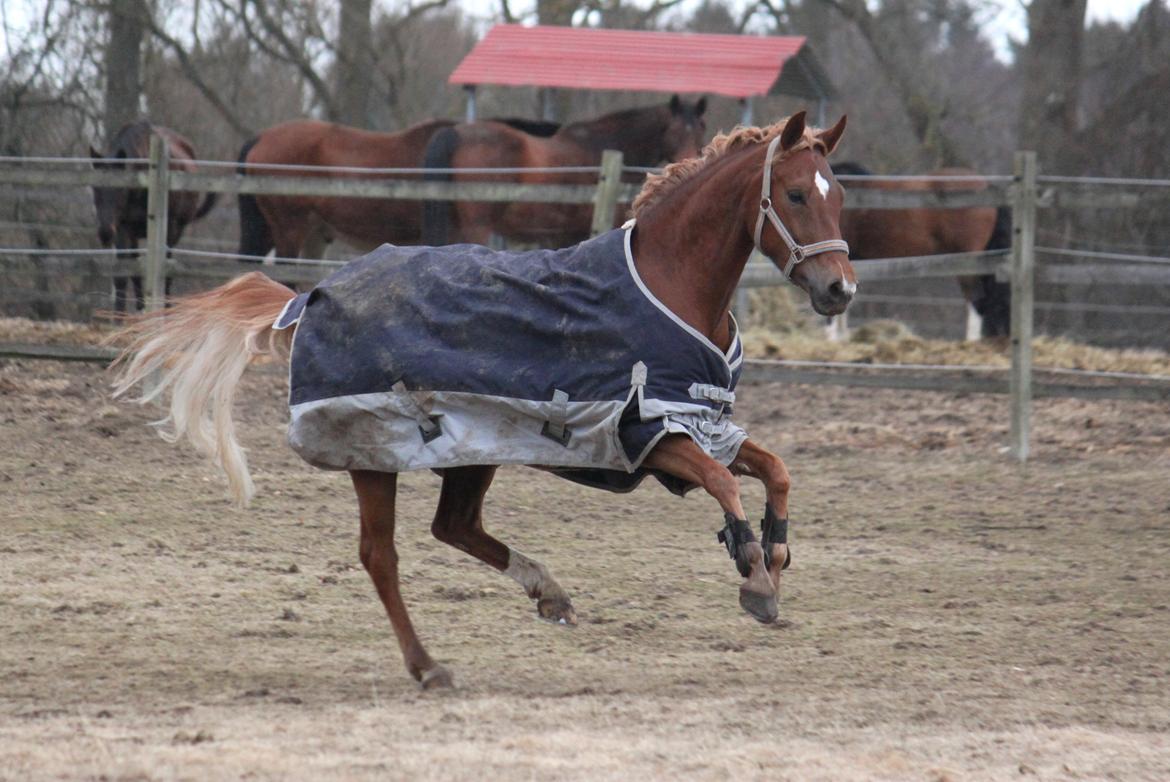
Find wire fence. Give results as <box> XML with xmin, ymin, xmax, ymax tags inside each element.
<box><xmin>2</xmin><ymin>146</ymin><xmax>1170</xmax><ymax>458</ymax></box>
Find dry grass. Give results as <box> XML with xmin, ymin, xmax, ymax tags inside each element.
<box><xmin>0</xmin><ymin>316</ymin><xmax>116</xmax><ymax>346</ymax></box>
<box><xmin>744</xmin><ymin>324</ymin><xmax>1170</xmax><ymax>376</ymax></box>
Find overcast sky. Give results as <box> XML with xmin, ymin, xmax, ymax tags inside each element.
<box><xmin>0</xmin><ymin>0</ymin><xmax>1152</xmax><ymax>62</ymax></box>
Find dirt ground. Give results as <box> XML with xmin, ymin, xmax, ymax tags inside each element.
<box><xmin>1</xmin><ymin>357</ymin><xmax>1168</xmax><ymax>781</ymax></box>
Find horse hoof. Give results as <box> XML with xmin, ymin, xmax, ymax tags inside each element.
<box><xmin>537</xmin><ymin>597</ymin><xmax>578</xmax><ymax>627</ymax></box>
<box><xmin>739</xmin><ymin>583</ymin><xmax>778</xmax><ymax>624</ymax></box>
<box><xmin>419</xmin><ymin>665</ymin><xmax>454</xmax><ymax>690</ymax></box>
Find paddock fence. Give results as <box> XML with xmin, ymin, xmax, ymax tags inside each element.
<box><xmin>2</xmin><ymin>140</ymin><xmax>1169</xmax><ymax>462</ymax></box>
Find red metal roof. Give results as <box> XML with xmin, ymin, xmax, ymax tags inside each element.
<box><xmin>449</xmin><ymin>25</ymin><xmax>833</xmax><ymax>100</ymax></box>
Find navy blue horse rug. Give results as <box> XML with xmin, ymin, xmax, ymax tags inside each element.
<box><xmin>275</xmin><ymin>224</ymin><xmax>746</xmax><ymax>493</ymax></box>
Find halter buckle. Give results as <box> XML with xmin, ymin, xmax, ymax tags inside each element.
<box><xmin>791</xmin><ymin>247</ymin><xmax>805</xmax><ymax>262</ymax></box>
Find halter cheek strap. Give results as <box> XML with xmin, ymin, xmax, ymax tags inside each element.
<box><xmin>752</xmin><ymin>134</ymin><xmax>851</xmax><ymax>279</ymax></box>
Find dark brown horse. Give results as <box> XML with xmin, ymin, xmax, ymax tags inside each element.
<box><xmin>237</xmin><ymin>117</ymin><xmax>564</xmax><ymax>259</ymax></box>
<box><xmin>831</xmin><ymin>162</ymin><xmax>1011</xmax><ymax>338</ymax></box>
<box><xmin>113</xmin><ymin>111</ymin><xmax>852</xmax><ymax>688</ymax></box>
<box><xmin>422</xmin><ymin>95</ymin><xmax>708</xmax><ymax>247</ymax></box>
<box><xmin>89</xmin><ymin>121</ymin><xmax>218</xmax><ymax>312</ymax></box>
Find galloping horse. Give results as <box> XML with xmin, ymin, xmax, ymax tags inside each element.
<box><xmin>89</xmin><ymin>121</ymin><xmax>218</xmax><ymax>312</ymax></box>
<box><xmin>113</xmin><ymin>112</ymin><xmax>853</xmax><ymax>688</ymax></box>
<box><xmin>236</xmin><ymin>117</ymin><xmax>565</xmax><ymax>259</ymax></box>
<box><xmin>831</xmin><ymin>162</ymin><xmax>1011</xmax><ymax>338</ymax></box>
<box><xmin>422</xmin><ymin>95</ymin><xmax>708</xmax><ymax>247</ymax></box>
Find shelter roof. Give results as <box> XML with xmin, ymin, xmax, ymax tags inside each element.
<box><xmin>449</xmin><ymin>25</ymin><xmax>836</xmax><ymax>100</ymax></box>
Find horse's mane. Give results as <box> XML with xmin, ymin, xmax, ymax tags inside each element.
<box><xmin>565</xmin><ymin>103</ymin><xmax>664</xmax><ymax>133</ymax></box>
<box><xmin>632</xmin><ymin>117</ymin><xmax>827</xmax><ymax>217</ymax></box>
<box><xmin>830</xmin><ymin>161</ymin><xmax>873</xmax><ymax>176</ymax></box>
<box><xmin>107</xmin><ymin>120</ymin><xmax>154</xmax><ymax>157</ymax></box>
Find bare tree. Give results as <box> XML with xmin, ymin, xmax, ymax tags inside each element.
<box><xmin>336</xmin><ymin>0</ymin><xmax>374</xmax><ymax>127</ymax></box>
<box><xmin>102</xmin><ymin>0</ymin><xmax>146</xmax><ymax>143</ymax></box>
<box><xmin>1017</xmin><ymin>0</ymin><xmax>1088</xmax><ymax>170</ymax></box>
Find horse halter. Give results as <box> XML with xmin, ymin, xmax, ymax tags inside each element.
<box><xmin>752</xmin><ymin>134</ymin><xmax>850</xmax><ymax>279</ymax></box>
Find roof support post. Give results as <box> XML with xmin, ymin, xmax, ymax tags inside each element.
<box><xmin>540</xmin><ymin>88</ymin><xmax>556</xmax><ymax>122</ymax></box>
<box><xmin>740</xmin><ymin>97</ymin><xmax>754</xmax><ymax>126</ymax></box>
<box><xmin>464</xmin><ymin>85</ymin><xmax>477</xmax><ymax>122</ymax></box>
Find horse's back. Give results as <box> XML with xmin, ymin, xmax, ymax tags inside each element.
<box><xmin>246</xmin><ymin>118</ymin><xmax>454</xmax><ymax>169</ymax></box>
<box><xmin>840</xmin><ymin>166</ymin><xmax>996</xmax><ymax>257</ymax></box>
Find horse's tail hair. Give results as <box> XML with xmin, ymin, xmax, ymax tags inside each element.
<box><xmin>236</xmin><ymin>136</ymin><xmax>274</xmax><ymax>258</ymax></box>
<box><xmin>193</xmin><ymin>191</ymin><xmax>219</xmax><ymax>221</ymax></box>
<box><xmin>422</xmin><ymin>126</ymin><xmax>460</xmax><ymax>246</ymax></box>
<box><xmin>110</xmin><ymin>272</ymin><xmax>296</xmax><ymax>506</ymax></box>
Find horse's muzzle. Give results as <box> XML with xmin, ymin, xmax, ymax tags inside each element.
<box><xmin>810</xmin><ymin>279</ymin><xmax>855</xmax><ymax>316</ymax></box>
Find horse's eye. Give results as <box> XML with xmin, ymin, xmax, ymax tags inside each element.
<box><xmin>787</xmin><ymin>190</ymin><xmax>806</xmax><ymax>205</ymax></box>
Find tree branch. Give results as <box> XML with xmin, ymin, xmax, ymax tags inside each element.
<box><xmin>141</xmin><ymin>7</ymin><xmax>255</xmax><ymax>136</ymax></box>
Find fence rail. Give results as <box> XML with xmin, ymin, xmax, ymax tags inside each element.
<box><xmin>3</xmin><ymin>146</ymin><xmax>1169</xmax><ymax>461</ymax></box>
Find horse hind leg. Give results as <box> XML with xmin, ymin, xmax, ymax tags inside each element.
<box><xmin>350</xmin><ymin>469</ymin><xmax>453</xmax><ymax>689</ymax></box>
<box><xmin>431</xmin><ymin>465</ymin><xmax>577</xmax><ymax>626</ymax></box>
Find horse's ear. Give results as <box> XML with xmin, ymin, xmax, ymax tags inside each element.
<box><xmin>670</xmin><ymin>94</ymin><xmax>681</xmax><ymax>114</ymax></box>
<box><xmin>695</xmin><ymin>96</ymin><xmax>707</xmax><ymax>117</ymax></box>
<box><xmin>818</xmin><ymin>115</ymin><xmax>847</xmax><ymax>156</ymax></box>
<box><xmin>779</xmin><ymin>111</ymin><xmax>807</xmax><ymax>151</ymax></box>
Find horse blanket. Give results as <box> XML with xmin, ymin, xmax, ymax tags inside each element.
<box><xmin>276</xmin><ymin>224</ymin><xmax>747</xmax><ymax>494</ymax></box>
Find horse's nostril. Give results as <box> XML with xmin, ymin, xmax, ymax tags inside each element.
<box><xmin>826</xmin><ymin>279</ymin><xmax>854</xmax><ymax>302</ymax></box>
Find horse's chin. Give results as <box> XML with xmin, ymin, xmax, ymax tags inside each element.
<box><xmin>810</xmin><ymin>297</ymin><xmax>850</xmax><ymax>317</ymax></box>
<box><xmin>789</xmin><ymin>276</ymin><xmax>850</xmax><ymax>317</ymax></box>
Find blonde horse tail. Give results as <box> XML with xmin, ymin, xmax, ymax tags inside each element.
<box><xmin>110</xmin><ymin>272</ymin><xmax>296</xmax><ymax>506</ymax></box>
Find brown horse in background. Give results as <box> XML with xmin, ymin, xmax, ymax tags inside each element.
<box><xmin>832</xmin><ymin>162</ymin><xmax>1011</xmax><ymax>338</ymax></box>
<box><xmin>237</xmin><ymin>117</ymin><xmax>564</xmax><ymax>259</ymax></box>
<box><xmin>237</xmin><ymin>119</ymin><xmax>453</xmax><ymax>259</ymax></box>
<box><xmin>422</xmin><ymin>95</ymin><xmax>708</xmax><ymax>247</ymax></box>
<box><xmin>89</xmin><ymin>121</ymin><xmax>218</xmax><ymax>312</ymax></box>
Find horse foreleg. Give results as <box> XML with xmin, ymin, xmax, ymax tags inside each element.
<box><xmin>431</xmin><ymin>465</ymin><xmax>576</xmax><ymax>625</ymax></box>
<box><xmin>642</xmin><ymin>434</ymin><xmax>777</xmax><ymax>624</ymax></box>
<box><xmin>730</xmin><ymin>439</ymin><xmax>793</xmax><ymax>592</ymax></box>
<box><xmin>350</xmin><ymin>469</ymin><xmax>452</xmax><ymax>689</ymax></box>
<box><xmin>112</xmin><ymin>277</ymin><xmax>129</xmax><ymax>314</ymax></box>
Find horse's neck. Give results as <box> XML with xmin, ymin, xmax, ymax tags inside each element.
<box><xmin>561</xmin><ymin>110</ymin><xmax>666</xmax><ymax>164</ymax></box>
<box><xmin>631</xmin><ymin>156</ymin><xmax>756</xmax><ymax>348</ymax></box>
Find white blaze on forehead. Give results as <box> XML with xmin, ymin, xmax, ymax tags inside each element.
<box><xmin>814</xmin><ymin>170</ymin><xmax>831</xmax><ymax>199</ymax></box>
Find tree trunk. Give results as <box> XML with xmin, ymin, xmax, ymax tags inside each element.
<box><xmin>104</xmin><ymin>0</ymin><xmax>147</xmax><ymax>143</ymax></box>
<box><xmin>336</xmin><ymin>0</ymin><xmax>375</xmax><ymax>128</ymax></box>
<box><xmin>1018</xmin><ymin>0</ymin><xmax>1088</xmax><ymax>171</ymax></box>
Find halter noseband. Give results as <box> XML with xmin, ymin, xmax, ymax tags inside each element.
<box><xmin>752</xmin><ymin>134</ymin><xmax>850</xmax><ymax>279</ymax></box>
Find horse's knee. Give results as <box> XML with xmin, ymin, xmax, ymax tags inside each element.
<box><xmin>430</xmin><ymin>518</ymin><xmax>455</xmax><ymax>544</ymax></box>
<box><xmin>765</xmin><ymin>458</ymin><xmax>791</xmax><ymax>496</ymax></box>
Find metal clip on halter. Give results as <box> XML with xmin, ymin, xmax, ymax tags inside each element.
<box><xmin>760</xmin><ymin>502</ymin><xmax>792</xmax><ymax>571</ymax></box>
<box><xmin>717</xmin><ymin>513</ymin><xmax>757</xmax><ymax>578</ymax></box>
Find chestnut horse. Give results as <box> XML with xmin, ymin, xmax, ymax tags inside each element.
<box><xmin>237</xmin><ymin>117</ymin><xmax>565</xmax><ymax>259</ymax></box>
<box><xmin>89</xmin><ymin>121</ymin><xmax>218</xmax><ymax>312</ymax></box>
<box><xmin>831</xmin><ymin>162</ymin><xmax>1011</xmax><ymax>339</ymax></box>
<box><xmin>422</xmin><ymin>95</ymin><xmax>708</xmax><ymax>247</ymax></box>
<box><xmin>112</xmin><ymin>112</ymin><xmax>852</xmax><ymax>688</ymax></box>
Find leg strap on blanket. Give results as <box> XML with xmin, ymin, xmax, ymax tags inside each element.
<box><xmin>717</xmin><ymin>513</ymin><xmax>757</xmax><ymax>578</ymax></box>
<box><xmin>392</xmin><ymin>381</ymin><xmax>442</xmax><ymax>443</ymax></box>
<box><xmin>540</xmin><ymin>389</ymin><xmax>572</xmax><ymax>446</ymax></box>
<box><xmin>760</xmin><ymin>503</ymin><xmax>792</xmax><ymax>571</ymax></box>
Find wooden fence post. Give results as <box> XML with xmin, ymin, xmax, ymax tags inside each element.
<box><xmin>144</xmin><ymin>134</ymin><xmax>169</xmax><ymax>313</ymax></box>
<box><xmin>590</xmin><ymin>149</ymin><xmax>624</xmax><ymax>237</ymax></box>
<box><xmin>1009</xmin><ymin>150</ymin><xmax>1038</xmax><ymax>461</ymax></box>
